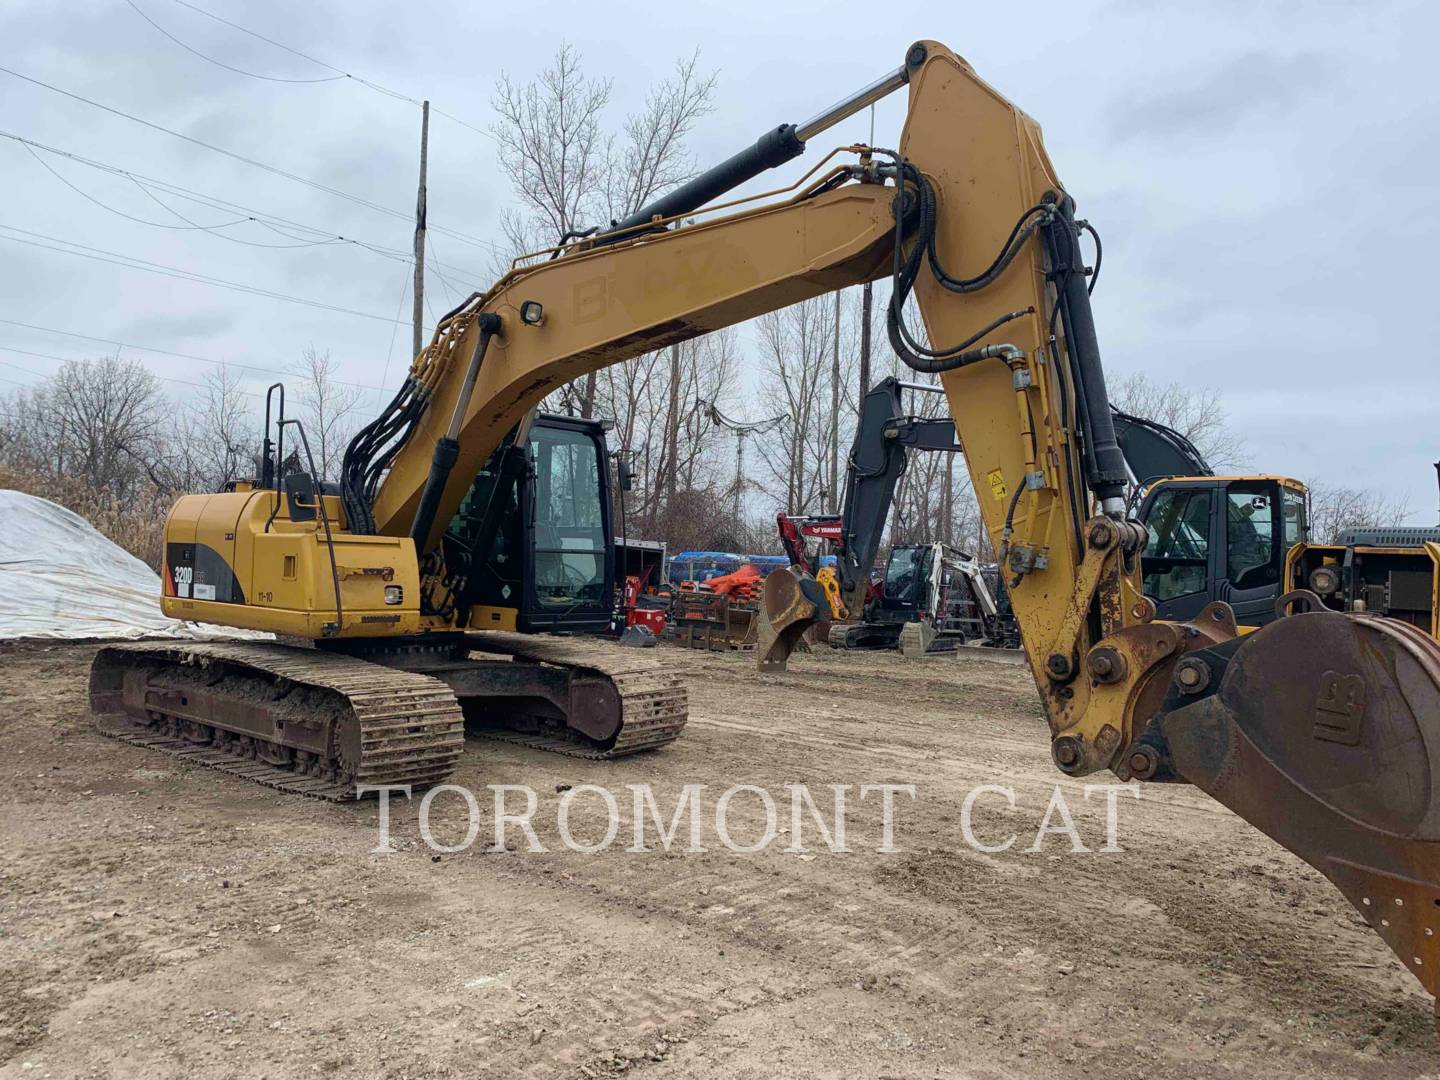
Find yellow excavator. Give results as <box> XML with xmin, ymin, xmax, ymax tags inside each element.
<box><xmin>89</xmin><ymin>40</ymin><xmax>1440</xmax><ymax>1019</ymax></box>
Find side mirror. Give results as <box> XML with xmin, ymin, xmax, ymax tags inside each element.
<box><xmin>619</xmin><ymin>452</ymin><xmax>636</xmax><ymax>493</ymax></box>
<box><xmin>283</xmin><ymin>472</ymin><xmax>319</xmax><ymax>522</ymax></box>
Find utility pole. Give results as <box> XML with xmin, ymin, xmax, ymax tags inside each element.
<box><xmin>830</xmin><ymin>290</ymin><xmax>841</xmax><ymax>512</ymax></box>
<box><xmin>412</xmin><ymin>100</ymin><xmax>430</xmax><ymax>360</ymax></box>
<box><xmin>662</xmin><ymin>343</ymin><xmax>682</xmax><ymax>523</ymax></box>
<box><xmin>941</xmin><ymin>457</ymin><xmax>953</xmax><ymax>545</ymax></box>
<box><xmin>734</xmin><ymin>430</ymin><xmax>746</xmax><ymax>522</ymax></box>
<box><xmin>702</xmin><ymin>400</ymin><xmax>784</xmax><ymax>529</ymax></box>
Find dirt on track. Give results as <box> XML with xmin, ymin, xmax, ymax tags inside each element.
<box><xmin>1</xmin><ymin>639</ymin><xmax>1437</xmax><ymax>1079</ymax></box>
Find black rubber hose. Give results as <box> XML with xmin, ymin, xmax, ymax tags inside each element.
<box><xmin>877</xmin><ymin>156</ymin><xmax>1048</xmax><ymax>374</ymax></box>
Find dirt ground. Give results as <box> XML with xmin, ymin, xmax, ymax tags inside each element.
<box><xmin>2</xmin><ymin>639</ymin><xmax>1438</xmax><ymax>1079</ymax></box>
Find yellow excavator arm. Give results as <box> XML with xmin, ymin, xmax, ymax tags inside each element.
<box><xmin>353</xmin><ymin>165</ymin><xmax>898</xmax><ymax>550</ymax></box>
<box><xmin>172</xmin><ymin>40</ymin><xmax>1440</xmax><ymax>1019</ymax></box>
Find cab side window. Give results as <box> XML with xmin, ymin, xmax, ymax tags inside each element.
<box><xmin>1226</xmin><ymin>486</ymin><xmax>1277</xmax><ymax>590</ymax></box>
<box><xmin>1282</xmin><ymin>488</ymin><xmax>1307</xmax><ymax>548</ymax></box>
<box><xmin>1142</xmin><ymin>487</ymin><xmax>1211</xmax><ymax>601</ymax></box>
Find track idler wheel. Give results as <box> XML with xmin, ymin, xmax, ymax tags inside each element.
<box><xmin>756</xmin><ymin>567</ymin><xmax>827</xmax><ymax>673</ymax></box>
<box><xmin>1159</xmin><ymin>607</ymin><xmax>1440</xmax><ymax>1016</ymax></box>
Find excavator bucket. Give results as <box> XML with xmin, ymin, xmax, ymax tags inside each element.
<box><xmin>725</xmin><ymin>604</ymin><xmax>760</xmax><ymax>647</ymax></box>
<box><xmin>897</xmin><ymin>620</ymin><xmax>938</xmax><ymax>658</ymax></box>
<box><xmin>1157</xmin><ymin>603</ymin><xmax>1440</xmax><ymax>1016</ymax></box>
<box><xmin>756</xmin><ymin>567</ymin><xmax>827</xmax><ymax>672</ymax></box>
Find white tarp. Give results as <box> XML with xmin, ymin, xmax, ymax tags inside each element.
<box><xmin>0</xmin><ymin>490</ymin><xmax>270</xmax><ymax>641</ymax></box>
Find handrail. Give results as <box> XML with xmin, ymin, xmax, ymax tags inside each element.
<box><xmin>278</xmin><ymin>419</ymin><xmax>344</xmax><ymax>637</ymax></box>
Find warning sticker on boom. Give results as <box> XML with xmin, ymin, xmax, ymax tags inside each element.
<box><xmin>987</xmin><ymin>468</ymin><xmax>1007</xmax><ymax>502</ymax></box>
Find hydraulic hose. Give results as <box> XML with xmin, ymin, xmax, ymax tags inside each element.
<box><xmin>408</xmin><ymin>313</ymin><xmax>502</xmax><ymax>549</ymax></box>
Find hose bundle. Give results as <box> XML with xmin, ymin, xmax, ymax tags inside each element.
<box><xmin>879</xmin><ymin>154</ymin><xmax>1053</xmax><ymax>373</ymax></box>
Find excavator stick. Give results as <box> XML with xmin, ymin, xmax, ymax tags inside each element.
<box><xmin>1148</xmin><ymin>600</ymin><xmax>1440</xmax><ymax>1018</ymax></box>
<box><xmin>756</xmin><ymin>567</ymin><xmax>828</xmax><ymax>672</ymax></box>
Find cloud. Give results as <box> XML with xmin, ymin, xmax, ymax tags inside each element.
<box><xmin>119</xmin><ymin>309</ymin><xmax>236</xmax><ymax>341</ymax></box>
<box><xmin>1110</xmin><ymin>51</ymin><xmax>1342</xmax><ymax>140</ymax></box>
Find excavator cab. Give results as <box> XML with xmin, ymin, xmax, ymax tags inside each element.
<box><xmin>1137</xmin><ymin>476</ymin><xmax>1307</xmax><ymax>627</ymax></box>
<box><xmin>878</xmin><ymin>543</ymin><xmax>933</xmax><ymax>618</ymax></box>
<box><xmin>442</xmin><ymin>414</ymin><xmax>617</xmax><ymax>633</ymax></box>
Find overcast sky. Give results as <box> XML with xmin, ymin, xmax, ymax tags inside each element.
<box><xmin>3</xmin><ymin>0</ymin><xmax>1438</xmax><ymax>517</ymax></box>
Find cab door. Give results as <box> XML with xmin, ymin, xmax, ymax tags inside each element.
<box><xmin>1216</xmin><ymin>481</ymin><xmax>1287</xmax><ymax>627</ymax></box>
<box><xmin>519</xmin><ymin>418</ymin><xmax>615</xmax><ymax>632</ymax></box>
<box><xmin>1139</xmin><ymin>481</ymin><xmax>1215</xmax><ymax>622</ymax></box>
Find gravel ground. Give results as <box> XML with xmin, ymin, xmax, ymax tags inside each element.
<box><xmin>1</xmin><ymin>639</ymin><xmax>1436</xmax><ymax>1079</ymax></box>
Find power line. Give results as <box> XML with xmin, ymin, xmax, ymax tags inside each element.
<box><xmin>21</xmin><ymin>141</ymin><xmax>249</xmax><ymax>233</ymax></box>
<box><xmin>0</xmin><ymin>357</ymin><xmax>48</xmax><ymax>380</ymax></box>
<box><xmin>378</xmin><ymin>264</ymin><xmax>413</xmax><ymax>396</ymax></box>
<box><xmin>167</xmin><ymin>0</ymin><xmax>497</xmax><ymax>141</ymax></box>
<box><xmin>125</xmin><ymin>0</ymin><xmax>347</xmax><ymax>85</ymax></box>
<box><xmin>0</xmin><ymin>223</ymin><xmax>424</xmax><ymax>326</ymax></box>
<box><xmin>1</xmin><ymin>128</ymin><xmax>488</xmax><ymax>285</ymax></box>
<box><xmin>0</xmin><ymin>65</ymin><xmax>505</xmax><ymax>257</ymax></box>
<box><xmin>127</xmin><ymin>179</ymin><xmax>349</xmax><ymax>250</ymax></box>
<box><xmin>0</xmin><ymin>317</ymin><xmax>394</xmax><ymax>395</ymax></box>
<box><xmin>0</xmin><ymin>65</ymin><xmax>399</xmax><ymax>219</ymax></box>
<box><xmin>174</xmin><ymin>0</ymin><xmax>408</xmax><ymax>94</ymax></box>
<box><xmin>423</xmin><ymin>233</ymin><xmax>472</xmax><ymax>309</ymax></box>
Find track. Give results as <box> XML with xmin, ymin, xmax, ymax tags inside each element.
<box><xmin>467</xmin><ymin>631</ymin><xmax>689</xmax><ymax>757</ymax></box>
<box><xmin>90</xmin><ymin>642</ymin><xmax>465</xmax><ymax>801</ymax></box>
<box><xmin>89</xmin><ymin>634</ymin><xmax>689</xmax><ymax>793</ymax></box>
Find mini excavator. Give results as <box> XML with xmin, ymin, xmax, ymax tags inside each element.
<box><xmin>90</xmin><ymin>41</ymin><xmax>1440</xmax><ymax>1020</ymax></box>
<box><xmin>770</xmin><ymin>376</ymin><xmax>1012</xmax><ymax>657</ymax></box>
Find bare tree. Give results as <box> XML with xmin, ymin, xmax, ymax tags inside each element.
<box><xmin>152</xmin><ymin>364</ymin><xmax>257</xmax><ymax>496</ymax></box>
<box><xmin>0</xmin><ymin>382</ymin><xmax>53</xmax><ymax>477</ymax></box>
<box><xmin>491</xmin><ymin>43</ymin><xmax>613</xmax><ymax>260</ymax></box>
<box><xmin>41</xmin><ymin>357</ymin><xmax>167</xmax><ymax>498</ymax></box>
<box><xmin>491</xmin><ymin>45</ymin><xmax>717</xmax><ymax>421</ymax></box>
<box><xmin>602</xmin><ymin>52</ymin><xmax>717</xmax><ymax>224</ymax></box>
<box><xmin>751</xmin><ymin>298</ymin><xmax>842</xmax><ymax>515</ymax></box>
<box><xmin>1110</xmin><ymin>372</ymin><xmax>1247</xmax><ymax>471</ymax></box>
<box><xmin>294</xmin><ymin>346</ymin><xmax>362</xmax><ymax>483</ymax></box>
<box><xmin>1307</xmin><ymin>483</ymin><xmax>1412</xmax><ymax>544</ymax></box>
<box><xmin>0</xmin><ymin>356</ymin><xmax>171</xmax><ymax>567</ymax></box>
<box><xmin>596</xmin><ymin>329</ymin><xmax>739</xmax><ymax>544</ymax></box>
